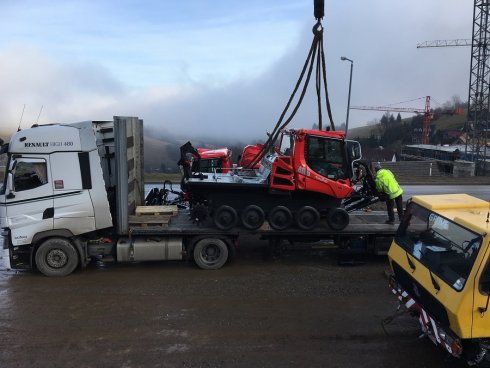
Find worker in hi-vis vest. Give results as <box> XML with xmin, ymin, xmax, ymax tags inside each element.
<box><xmin>374</xmin><ymin>163</ymin><xmax>404</xmax><ymax>225</ymax></box>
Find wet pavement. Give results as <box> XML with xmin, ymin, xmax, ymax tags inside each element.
<box><xmin>0</xmin><ymin>240</ymin><xmax>467</xmax><ymax>368</ymax></box>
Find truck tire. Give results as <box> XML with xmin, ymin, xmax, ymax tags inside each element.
<box><xmin>269</xmin><ymin>206</ymin><xmax>293</xmax><ymax>230</ymax></box>
<box><xmin>193</xmin><ymin>238</ymin><xmax>229</xmax><ymax>270</ymax></box>
<box><xmin>35</xmin><ymin>238</ymin><xmax>79</xmax><ymax>277</ymax></box>
<box><xmin>241</xmin><ymin>205</ymin><xmax>265</xmax><ymax>230</ymax></box>
<box><xmin>296</xmin><ymin>206</ymin><xmax>320</xmax><ymax>230</ymax></box>
<box><xmin>326</xmin><ymin>208</ymin><xmax>349</xmax><ymax>231</ymax></box>
<box><xmin>214</xmin><ymin>205</ymin><xmax>238</xmax><ymax>230</ymax></box>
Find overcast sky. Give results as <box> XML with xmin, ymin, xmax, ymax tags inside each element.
<box><xmin>0</xmin><ymin>0</ymin><xmax>472</xmax><ymax>141</ymax></box>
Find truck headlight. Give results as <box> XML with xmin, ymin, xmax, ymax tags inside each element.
<box><xmin>0</xmin><ymin>228</ymin><xmax>9</xmax><ymax>249</ymax></box>
<box><xmin>0</xmin><ymin>228</ymin><xmax>8</xmax><ymax>237</ymax></box>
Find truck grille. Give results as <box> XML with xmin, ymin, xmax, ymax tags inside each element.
<box><xmin>392</xmin><ymin>261</ymin><xmax>449</xmax><ymax>327</ymax></box>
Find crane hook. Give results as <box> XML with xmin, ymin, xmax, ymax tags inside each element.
<box><xmin>312</xmin><ymin>21</ymin><xmax>323</xmax><ymax>36</ymax></box>
<box><xmin>314</xmin><ymin>0</ymin><xmax>325</xmax><ymax>20</ymax></box>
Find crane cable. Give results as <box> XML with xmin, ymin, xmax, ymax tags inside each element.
<box><xmin>319</xmin><ymin>27</ymin><xmax>335</xmax><ymax>130</ymax></box>
<box><xmin>245</xmin><ymin>17</ymin><xmax>335</xmax><ymax>169</ymax></box>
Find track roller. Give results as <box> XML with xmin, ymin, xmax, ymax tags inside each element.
<box><xmin>268</xmin><ymin>206</ymin><xmax>293</xmax><ymax>230</ymax></box>
<box><xmin>326</xmin><ymin>207</ymin><xmax>349</xmax><ymax>231</ymax></box>
<box><xmin>295</xmin><ymin>206</ymin><xmax>320</xmax><ymax>230</ymax></box>
<box><xmin>214</xmin><ymin>205</ymin><xmax>238</xmax><ymax>230</ymax></box>
<box><xmin>241</xmin><ymin>205</ymin><xmax>265</xmax><ymax>230</ymax></box>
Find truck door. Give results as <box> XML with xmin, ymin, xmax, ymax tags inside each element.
<box><xmin>49</xmin><ymin>152</ymin><xmax>97</xmax><ymax>234</ymax></box>
<box><xmin>473</xmin><ymin>244</ymin><xmax>490</xmax><ymax>337</ymax></box>
<box><xmin>303</xmin><ymin>135</ymin><xmax>352</xmax><ymax>198</ymax></box>
<box><xmin>5</xmin><ymin>157</ymin><xmax>54</xmax><ymax>246</ymax></box>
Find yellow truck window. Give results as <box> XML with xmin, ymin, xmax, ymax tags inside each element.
<box><xmin>395</xmin><ymin>202</ymin><xmax>482</xmax><ymax>291</ymax></box>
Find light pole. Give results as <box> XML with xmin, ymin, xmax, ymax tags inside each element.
<box><xmin>341</xmin><ymin>56</ymin><xmax>353</xmax><ymax>135</ymax></box>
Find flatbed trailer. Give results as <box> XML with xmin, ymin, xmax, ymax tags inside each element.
<box><xmin>131</xmin><ymin>210</ymin><xmax>395</xmax><ymax>238</ymax></box>
<box><xmin>131</xmin><ymin>209</ymin><xmax>397</xmax><ymax>258</ymax></box>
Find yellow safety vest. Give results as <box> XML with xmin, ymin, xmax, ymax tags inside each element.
<box><xmin>375</xmin><ymin>169</ymin><xmax>403</xmax><ymax>199</ymax></box>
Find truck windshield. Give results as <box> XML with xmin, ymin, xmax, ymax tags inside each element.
<box><xmin>194</xmin><ymin>158</ymin><xmax>224</xmax><ymax>173</ymax></box>
<box><xmin>395</xmin><ymin>202</ymin><xmax>482</xmax><ymax>291</ymax></box>
<box><xmin>305</xmin><ymin>136</ymin><xmax>348</xmax><ymax>180</ymax></box>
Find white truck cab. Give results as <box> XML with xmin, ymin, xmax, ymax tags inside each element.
<box><xmin>0</xmin><ymin>122</ymin><xmax>113</xmax><ymax>273</ymax></box>
<box><xmin>2</xmin><ymin>122</ymin><xmax>113</xmax><ymax>241</ymax></box>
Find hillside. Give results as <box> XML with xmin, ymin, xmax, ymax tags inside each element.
<box><xmin>347</xmin><ymin>108</ymin><xmax>468</xmax><ymax>140</ymax></box>
<box><xmin>144</xmin><ymin>135</ymin><xmax>181</xmax><ymax>172</ymax></box>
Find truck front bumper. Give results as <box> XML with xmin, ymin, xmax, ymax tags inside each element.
<box><xmin>1</xmin><ymin>228</ymin><xmax>31</xmax><ymax>270</ymax></box>
<box><xmin>389</xmin><ymin>276</ymin><xmax>463</xmax><ymax>358</ymax></box>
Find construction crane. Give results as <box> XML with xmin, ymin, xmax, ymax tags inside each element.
<box><xmin>351</xmin><ymin>96</ymin><xmax>432</xmax><ymax>144</ymax></box>
<box><xmin>417</xmin><ymin>39</ymin><xmax>471</xmax><ymax>48</ymax></box>
<box><xmin>417</xmin><ymin>1</ymin><xmax>489</xmax><ymax>175</ymax></box>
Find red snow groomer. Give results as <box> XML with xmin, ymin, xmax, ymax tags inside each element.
<box><xmin>180</xmin><ymin>129</ymin><xmax>378</xmax><ymax>231</ymax></box>
<box><xmin>196</xmin><ymin>147</ymin><xmax>232</xmax><ymax>173</ymax></box>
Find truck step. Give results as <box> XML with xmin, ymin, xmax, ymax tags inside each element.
<box><xmin>128</xmin><ymin>215</ymin><xmax>172</xmax><ymax>228</ymax></box>
<box><xmin>100</xmin><ymin>256</ymin><xmax>115</xmax><ymax>263</ymax></box>
<box><xmin>135</xmin><ymin>205</ymin><xmax>178</xmax><ymax>216</ymax></box>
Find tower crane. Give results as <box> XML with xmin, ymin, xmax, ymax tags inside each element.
<box><xmin>417</xmin><ymin>39</ymin><xmax>471</xmax><ymax>48</ymax></box>
<box><xmin>351</xmin><ymin>96</ymin><xmax>432</xmax><ymax>144</ymax></box>
<box><xmin>417</xmin><ymin>1</ymin><xmax>489</xmax><ymax>175</ymax></box>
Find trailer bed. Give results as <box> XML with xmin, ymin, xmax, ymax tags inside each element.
<box><xmin>128</xmin><ymin>210</ymin><xmax>397</xmax><ymax>238</ymax></box>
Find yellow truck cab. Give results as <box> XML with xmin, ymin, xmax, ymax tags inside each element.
<box><xmin>388</xmin><ymin>194</ymin><xmax>490</xmax><ymax>366</ymax></box>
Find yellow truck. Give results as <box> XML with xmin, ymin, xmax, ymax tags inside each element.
<box><xmin>388</xmin><ymin>194</ymin><xmax>490</xmax><ymax>366</ymax></box>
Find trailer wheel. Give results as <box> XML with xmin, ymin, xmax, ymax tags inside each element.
<box><xmin>241</xmin><ymin>205</ymin><xmax>265</xmax><ymax>230</ymax></box>
<box><xmin>269</xmin><ymin>206</ymin><xmax>293</xmax><ymax>230</ymax></box>
<box><xmin>193</xmin><ymin>238</ymin><xmax>229</xmax><ymax>270</ymax></box>
<box><xmin>296</xmin><ymin>206</ymin><xmax>320</xmax><ymax>230</ymax></box>
<box><xmin>35</xmin><ymin>238</ymin><xmax>79</xmax><ymax>277</ymax></box>
<box><xmin>326</xmin><ymin>208</ymin><xmax>349</xmax><ymax>231</ymax></box>
<box><xmin>214</xmin><ymin>205</ymin><xmax>238</xmax><ymax>230</ymax></box>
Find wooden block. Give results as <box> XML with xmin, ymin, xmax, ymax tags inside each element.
<box><xmin>129</xmin><ymin>215</ymin><xmax>171</xmax><ymax>228</ymax></box>
<box><xmin>135</xmin><ymin>205</ymin><xmax>178</xmax><ymax>216</ymax></box>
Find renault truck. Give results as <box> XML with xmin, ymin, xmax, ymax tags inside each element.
<box><xmin>0</xmin><ymin>117</ymin><xmax>240</xmax><ymax>276</ymax></box>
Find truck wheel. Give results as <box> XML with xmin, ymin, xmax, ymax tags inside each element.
<box><xmin>193</xmin><ymin>238</ymin><xmax>229</xmax><ymax>270</ymax></box>
<box><xmin>296</xmin><ymin>206</ymin><xmax>320</xmax><ymax>230</ymax></box>
<box><xmin>214</xmin><ymin>205</ymin><xmax>238</xmax><ymax>230</ymax></box>
<box><xmin>241</xmin><ymin>205</ymin><xmax>265</xmax><ymax>230</ymax></box>
<box><xmin>326</xmin><ymin>208</ymin><xmax>349</xmax><ymax>231</ymax></box>
<box><xmin>269</xmin><ymin>206</ymin><xmax>293</xmax><ymax>230</ymax></box>
<box><xmin>35</xmin><ymin>238</ymin><xmax>79</xmax><ymax>277</ymax></box>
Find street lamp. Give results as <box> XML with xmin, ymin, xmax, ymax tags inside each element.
<box><xmin>340</xmin><ymin>56</ymin><xmax>354</xmax><ymax>135</ymax></box>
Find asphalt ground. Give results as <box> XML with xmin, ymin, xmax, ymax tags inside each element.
<box><xmin>0</xmin><ymin>239</ymin><xmax>468</xmax><ymax>368</ymax></box>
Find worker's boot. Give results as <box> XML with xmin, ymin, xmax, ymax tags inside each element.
<box><xmin>385</xmin><ymin>219</ymin><xmax>395</xmax><ymax>225</ymax></box>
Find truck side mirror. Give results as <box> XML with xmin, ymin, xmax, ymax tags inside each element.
<box><xmin>345</xmin><ymin>140</ymin><xmax>362</xmax><ymax>161</ymax></box>
<box><xmin>6</xmin><ymin>172</ymin><xmax>15</xmax><ymax>199</ymax></box>
<box><xmin>479</xmin><ymin>277</ymin><xmax>490</xmax><ymax>316</ymax></box>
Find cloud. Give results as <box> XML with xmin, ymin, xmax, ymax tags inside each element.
<box><xmin>0</xmin><ymin>0</ymin><xmax>306</xmax><ymax>88</ymax></box>
<box><xmin>0</xmin><ymin>36</ymin><xmax>325</xmax><ymax>142</ymax></box>
<box><xmin>0</xmin><ymin>0</ymin><xmax>473</xmax><ymax>144</ymax></box>
<box><xmin>0</xmin><ymin>46</ymin><xmax>126</xmax><ymax>129</ymax></box>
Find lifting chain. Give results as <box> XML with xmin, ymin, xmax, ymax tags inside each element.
<box><xmin>245</xmin><ymin>0</ymin><xmax>335</xmax><ymax>169</ymax></box>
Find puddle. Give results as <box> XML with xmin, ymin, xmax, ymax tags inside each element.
<box><xmin>0</xmin><ymin>238</ymin><xmax>11</xmax><ymax>271</ymax></box>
